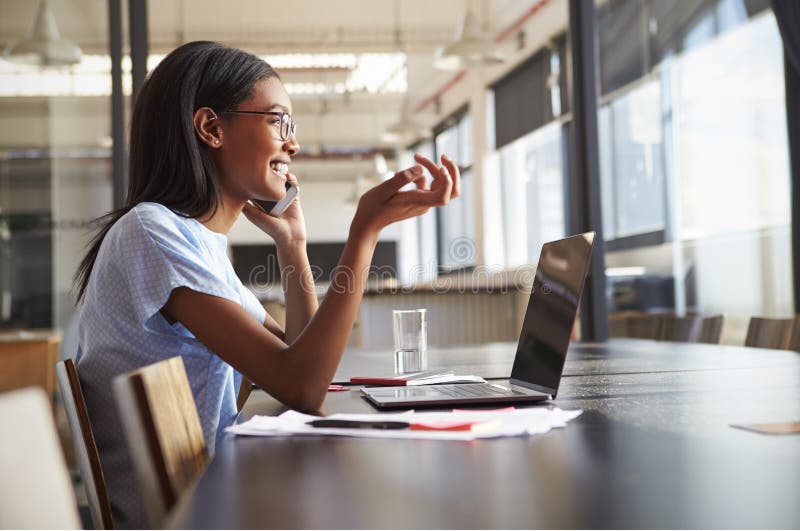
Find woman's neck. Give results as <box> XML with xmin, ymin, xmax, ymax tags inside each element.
<box><xmin>199</xmin><ymin>193</ymin><xmax>245</xmax><ymax>234</ymax></box>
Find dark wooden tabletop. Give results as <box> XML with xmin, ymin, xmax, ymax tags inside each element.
<box><xmin>168</xmin><ymin>339</ymin><xmax>800</xmax><ymax>529</ymax></box>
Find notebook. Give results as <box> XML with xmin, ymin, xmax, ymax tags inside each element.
<box><xmin>361</xmin><ymin>232</ymin><xmax>596</xmax><ymax>409</ymax></box>
<box><xmin>350</xmin><ymin>370</ymin><xmax>485</xmax><ymax>386</ymax></box>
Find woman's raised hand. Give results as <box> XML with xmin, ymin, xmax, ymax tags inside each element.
<box><xmin>351</xmin><ymin>153</ymin><xmax>461</xmax><ymax>238</ymax></box>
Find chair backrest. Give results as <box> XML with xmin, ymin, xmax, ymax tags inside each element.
<box><xmin>0</xmin><ymin>331</ymin><xmax>60</xmax><ymax>396</ymax></box>
<box><xmin>608</xmin><ymin>311</ymin><xmax>636</xmax><ymax>337</ymax></box>
<box><xmin>785</xmin><ymin>316</ymin><xmax>800</xmax><ymax>351</ymax></box>
<box><xmin>113</xmin><ymin>356</ymin><xmax>209</xmax><ymax>528</ymax></box>
<box><xmin>237</xmin><ymin>376</ymin><xmax>253</xmax><ymax>411</ymax></box>
<box><xmin>744</xmin><ymin>317</ymin><xmax>793</xmax><ymax>349</ymax></box>
<box><xmin>56</xmin><ymin>359</ymin><xmax>114</xmax><ymax>529</ymax></box>
<box><xmin>0</xmin><ymin>387</ymin><xmax>81</xmax><ymax>529</ymax></box>
<box><xmin>627</xmin><ymin>313</ymin><xmax>666</xmax><ymax>339</ymax></box>
<box><xmin>698</xmin><ymin>315</ymin><xmax>724</xmax><ymax>344</ymax></box>
<box><xmin>612</xmin><ymin>312</ymin><xmax>724</xmax><ymax>344</ymax></box>
<box><xmin>658</xmin><ymin>315</ymin><xmax>700</xmax><ymax>342</ymax></box>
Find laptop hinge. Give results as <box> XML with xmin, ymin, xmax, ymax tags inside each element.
<box><xmin>509</xmin><ymin>378</ymin><xmax>556</xmax><ymax>398</ymax></box>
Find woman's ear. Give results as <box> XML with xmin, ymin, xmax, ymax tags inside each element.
<box><xmin>193</xmin><ymin>107</ymin><xmax>222</xmax><ymax>148</ymax></box>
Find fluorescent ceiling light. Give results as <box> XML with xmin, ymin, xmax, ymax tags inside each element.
<box><xmin>273</xmin><ymin>53</ymin><xmax>406</xmax><ymax>95</ymax></box>
<box><xmin>0</xmin><ymin>52</ymin><xmax>407</xmax><ymax>98</ymax></box>
<box><xmin>3</xmin><ymin>0</ymin><xmax>82</xmax><ymax>67</ymax></box>
<box><xmin>264</xmin><ymin>54</ymin><xmax>358</xmax><ymax>69</ymax></box>
<box><xmin>606</xmin><ymin>267</ymin><xmax>647</xmax><ymax>277</ymax></box>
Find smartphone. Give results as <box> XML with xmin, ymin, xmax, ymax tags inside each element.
<box><xmin>251</xmin><ymin>182</ymin><xmax>298</xmax><ymax>217</ymax></box>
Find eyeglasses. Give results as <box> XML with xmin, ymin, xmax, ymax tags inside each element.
<box><xmin>220</xmin><ymin>110</ymin><xmax>297</xmax><ymax>141</ymax></box>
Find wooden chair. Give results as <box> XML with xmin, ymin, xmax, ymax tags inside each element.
<box><xmin>659</xmin><ymin>314</ymin><xmax>725</xmax><ymax>344</ymax></box>
<box><xmin>785</xmin><ymin>316</ymin><xmax>800</xmax><ymax>351</ymax></box>
<box><xmin>0</xmin><ymin>330</ymin><xmax>61</xmax><ymax>397</ymax></box>
<box><xmin>608</xmin><ymin>311</ymin><xmax>636</xmax><ymax>338</ymax></box>
<box><xmin>698</xmin><ymin>315</ymin><xmax>724</xmax><ymax>344</ymax></box>
<box><xmin>658</xmin><ymin>315</ymin><xmax>700</xmax><ymax>342</ymax></box>
<box><xmin>0</xmin><ymin>387</ymin><xmax>81</xmax><ymax>529</ymax></box>
<box><xmin>626</xmin><ymin>313</ymin><xmax>665</xmax><ymax>339</ymax></box>
<box><xmin>237</xmin><ymin>377</ymin><xmax>253</xmax><ymax>411</ymax></box>
<box><xmin>113</xmin><ymin>357</ymin><xmax>209</xmax><ymax>528</ymax></box>
<box><xmin>56</xmin><ymin>359</ymin><xmax>114</xmax><ymax>529</ymax></box>
<box><xmin>744</xmin><ymin>317</ymin><xmax>793</xmax><ymax>349</ymax></box>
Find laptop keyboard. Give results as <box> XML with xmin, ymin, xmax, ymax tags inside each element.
<box><xmin>434</xmin><ymin>383</ymin><xmax>512</xmax><ymax>398</ymax></box>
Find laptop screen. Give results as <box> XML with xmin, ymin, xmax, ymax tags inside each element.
<box><xmin>509</xmin><ymin>232</ymin><xmax>595</xmax><ymax>397</ymax></box>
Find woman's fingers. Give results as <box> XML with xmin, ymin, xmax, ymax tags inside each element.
<box><xmin>367</xmin><ymin>154</ymin><xmax>459</xmax><ymax>220</ymax></box>
<box><xmin>413</xmin><ymin>153</ymin><xmax>444</xmax><ymax>182</ymax></box>
<box><xmin>413</xmin><ymin>153</ymin><xmax>452</xmax><ymax>203</ymax></box>
<box><xmin>284</xmin><ymin>173</ymin><xmax>300</xmax><ymax>194</ymax></box>
<box><xmin>392</xmin><ymin>188</ymin><xmax>452</xmax><ymax>208</ymax></box>
<box><xmin>377</xmin><ymin>165</ymin><xmax>424</xmax><ymax>199</ymax></box>
<box><xmin>440</xmin><ymin>154</ymin><xmax>461</xmax><ymax>198</ymax></box>
<box><xmin>242</xmin><ymin>201</ymin><xmax>278</xmax><ymax>230</ymax></box>
<box><xmin>242</xmin><ymin>201</ymin><xmax>265</xmax><ymax>219</ymax></box>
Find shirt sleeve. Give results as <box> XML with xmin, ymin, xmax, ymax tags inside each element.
<box><xmin>118</xmin><ymin>206</ymin><xmax>242</xmax><ymax>333</ymax></box>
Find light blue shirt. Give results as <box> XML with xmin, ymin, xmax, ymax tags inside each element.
<box><xmin>76</xmin><ymin>202</ymin><xmax>266</xmax><ymax>528</ymax></box>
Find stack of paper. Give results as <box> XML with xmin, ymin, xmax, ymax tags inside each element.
<box><xmin>226</xmin><ymin>408</ymin><xmax>582</xmax><ymax>441</ymax></box>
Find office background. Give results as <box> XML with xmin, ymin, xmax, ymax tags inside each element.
<box><xmin>0</xmin><ymin>0</ymin><xmax>795</xmax><ymax>351</ymax></box>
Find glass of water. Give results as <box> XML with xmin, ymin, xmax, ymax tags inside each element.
<box><xmin>392</xmin><ymin>309</ymin><xmax>428</xmax><ymax>374</ymax></box>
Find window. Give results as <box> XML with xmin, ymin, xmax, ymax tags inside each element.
<box><xmin>490</xmin><ymin>32</ymin><xmax>570</xmax><ymax>268</ymax></box>
<box><xmin>492</xmin><ymin>35</ymin><xmax>569</xmax><ymax>150</ymax></box>
<box><xmin>498</xmin><ymin>122</ymin><xmax>566</xmax><ymax>266</ymax></box>
<box><xmin>403</xmin><ymin>140</ymin><xmax>438</xmax><ymax>282</ymax></box>
<box><xmin>433</xmin><ymin>109</ymin><xmax>476</xmax><ymax>271</ymax></box>
<box><xmin>676</xmin><ymin>12</ymin><xmax>789</xmax><ymax>238</ymax></box>
<box><xmin>596</xmin><ymin>0</ymin><xmax>772</xmax><ymax>97</ymax></box>
<box><xmin>598</xmin><ymin>78</ymin><xmax>667</xmax><ymax>245</ymax></box>
<box><xmin>597</xmin><ymin>0</ymin><xmax>777</xmax><ymax>250</ymax></box>
<box><xmin>597</xmin><ymin>2</ymin><xmax>791</xmax><ymax>334</ymax></box>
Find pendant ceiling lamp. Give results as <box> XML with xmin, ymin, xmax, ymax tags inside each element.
<box><xmin>434</xmin><ymin>9</ymin><xmax>505</xmax><ymax>71</ymax></box>
<box><xmin>3</xmin><ymin>0</ymin><xmax>82</xmax><ymax>67</ymax></box>
<box><xmin>381</xmin><ymin>100</ymin><xmax>431</xmax><ymax>145</ymax></box>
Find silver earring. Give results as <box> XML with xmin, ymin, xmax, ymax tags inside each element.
<box><xmin>214</xmin><ymin>139</ymin><xmax>220</xmax><ymax>145</ymax></box>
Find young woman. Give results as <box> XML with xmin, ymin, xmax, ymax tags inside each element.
<box><xmin>74</xmin><ymin>41</ymin><xmax>460</xmax><ymax>527</ymax></box>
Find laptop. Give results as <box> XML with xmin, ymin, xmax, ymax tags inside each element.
<box><xmin>361</xmin><ymin>231</ymin><xmax>596</xmax><ymax>409</ymax></box>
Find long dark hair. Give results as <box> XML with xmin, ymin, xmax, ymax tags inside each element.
<box><xmin>75</xmin><ymin>41</ymin><xmax>278</xmax><ymax>301</ymax></box>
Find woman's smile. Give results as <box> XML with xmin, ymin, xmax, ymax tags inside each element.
<box><xmin>269</xmin><ymin>160</ymin><xmax>289</xmax><ymax>179</ymax></box>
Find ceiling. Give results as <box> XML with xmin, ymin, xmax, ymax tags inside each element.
<box><xmin>0</xmin><ymin>0</ymin><xmax>554</xmax><ymax>180</ymax></box>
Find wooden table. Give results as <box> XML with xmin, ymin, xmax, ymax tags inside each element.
<box><xmin>168</xmin><ymin>339</ymin><xmax>800</xmax><ymax>528</ymax></box>
<box><xmin>0</xmin><ymin>329</ymin><xmax>61</xmax><ymax>398</ymax></box>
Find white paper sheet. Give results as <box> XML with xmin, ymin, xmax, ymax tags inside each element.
<box><xmin>226</xmin><ymin>408</ymin><xmax>582</xmax><ymax>441</ymax></box>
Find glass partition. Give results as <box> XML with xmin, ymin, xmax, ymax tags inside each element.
<box><xmin>0</xmin><ymin>2</ymin><xmax>113</xmax><ymax>359</ymax></box>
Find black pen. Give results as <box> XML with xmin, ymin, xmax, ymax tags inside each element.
<box><xmin>306</xmin><ymin>419</ymin><xmax>409</xmax><ymax>430</ymax></box>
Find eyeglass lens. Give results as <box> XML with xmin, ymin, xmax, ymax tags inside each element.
<box><xmin>281</xmin><ymin>113</ymin><xmax>297</xmax><ymax>141</ymax></box>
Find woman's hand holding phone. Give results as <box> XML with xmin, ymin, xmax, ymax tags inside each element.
<box><xmin>242</xmin><ymin>173</ymin><xmax>308</xmax><ymax>247</ymax></box>
<box><xmin>251</xmin><ymin>183</ymin><xmax>298</xmax><ymax>217</ymax></box>
<box><xmin>351</xmin><ymin>152</ymin><xmax>460</xmax><ymax>239</ymax></box>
